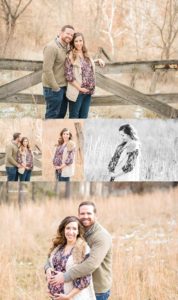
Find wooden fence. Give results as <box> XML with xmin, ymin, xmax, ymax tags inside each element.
<box><xmin>0</xmin><ymin>57</ymin><xmax>178</xmax><ymax>117</ymax></box>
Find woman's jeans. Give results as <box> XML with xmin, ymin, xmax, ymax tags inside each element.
<box><xmin>19</xmin><ymin>170</ymin><xmax>32</xmax><ymax>181</ymax></box>
<box><xmin>43</xmin><ymin>87</ymin><xmax>68</xmax><ymax>119</ymax></box>
<box><xmin>69</xmin><ymin>93</ymin><xmax>91</xmax><ymax>118</ymax></box>
<box><xmin>55</xmin><ymin>171</ymin><xmax>70</xmax><ymax>182</ymax></box>
<box><xmin>6</xmin><ymin>167</ymin><xmax>18</xmax><ymax>181</ymax></box>
<box><xmin>95</xmin><ymin>290</ymin><xmax>110</xmax><ymax>300</ymax></box>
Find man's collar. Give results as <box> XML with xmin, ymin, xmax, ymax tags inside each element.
<box><xmin>84</xmin><ymin>222</ymin><xmax>97</xmax><ymax>237</ymax></box>
<box><xmin>55</xmin><ymin>36</ymin><xmax>67</xmax><ymax>50</ymax></box>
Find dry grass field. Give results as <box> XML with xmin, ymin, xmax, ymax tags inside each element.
<box><xmin>42</xmin><ymin>120</ymin><xmax>84</xmax><ymax>181</ymax></box>
<box><xmin>84</xmin><ymin>119</ymin><xmax>178</xmax><ymax>181</ymax></box>
<box><xmin>0</xmin><ymin>186</ymin><xmax>178</xmax><ymax>299</ymax></box>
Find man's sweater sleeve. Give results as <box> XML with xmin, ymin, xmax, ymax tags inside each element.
<box><xmin>64</xmin><ymin>234</ymin><xmax>112</xmax><ymax>282</ymax></box>
<box><xmin>6</xmin><ymin>145</ymin><xmax>18</xmax><ymax>167</ymax></box>
<box><xmin>43</xmin><ymin>46</ymin><xmax>59</xmax><ymax>90</ymax></box>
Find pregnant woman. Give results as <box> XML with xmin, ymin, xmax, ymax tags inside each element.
<box><xmin>64</xmin><ymin>32</ymin><xmax>104</xmax><ymax>118</ymax></box>
<box><xmin>46</xmin><ymin>216</ymin><xmax>96</xmax><ymax>300</ymax></box>
<box><xmin>108</xmin><ymin>124</ymin><xmax>141</xmax><ymax>181</ymax></box>
<box><xmin>53</xmin><ymin>128</ymin><xmax>75</xmax><ymax>182</ymax></box>
<box><xmin>17</xmin><ymin>137</ymin><xmax>33</xmax><ymax>181</ymax></box>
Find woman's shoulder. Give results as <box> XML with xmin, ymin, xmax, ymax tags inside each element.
<box><xmin>72</xmin><ymin>238</ymin><xmax>89</xmax><ymax>263</ymax></box>
<box><xmin>67</xmin><ymin>140</ymin><xmax>75</xmax><ymax>151</ymax></box>
<box><xmin>127</xmin><ymin>140</ymin><xmax>139</xmax><ymax>152</ymax></box>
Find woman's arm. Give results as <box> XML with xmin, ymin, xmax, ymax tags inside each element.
<box><xmin>93</xmin><ymin>58</ymin><xmax>105</xmax><ymax>67</ymax></box>
<box><xmin>122</xmin><ymin>149</ymin><xmax>139</xmax><ymax>173</ymax></box>
<box><xmin>113</xmin><ymin>149</ymin><xmax>139</xmax><ymax>178</ymax></box>
<box><xmin>63</xmin><ymin>148</ymin><xmax>75</xmax><ymax>167</ymax></box>
<box><xmin>64</xmin><ymin>56</ymin><xmax>89</xmax><ymax>93</ymax></box>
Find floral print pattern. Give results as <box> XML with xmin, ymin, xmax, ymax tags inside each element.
<box><xmin>53</xmin><ymin>144</ymin><xmax>75</xmax><ymax>170</ymax></box>
<box><xmin>17</xmin><ymin>149</ymin><xmax>33</xmax><ymax>169</ymax></box>
<box><xmin>48</xmin><ymin>247</ymin><xmax>91</xmax><ymax>296</ymax></box>
<box><xmin>108</xmin><ymin>142</ymin><xmax>139</xmax><ymax>173</ymax></box>
<box><xmin>64</xmin><ymin>57</ymin><xmax>95</xmax><ymax>94</ymax></box>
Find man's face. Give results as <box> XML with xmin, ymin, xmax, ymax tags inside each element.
<box><xmin>78</xmin><ymin>205</ymin><xmax>96</xmax><ymax>228</ymax></box>
<box><xmin>60</xmin><ymin>28</ymin><xmax>74</xmax><ymax>44</ymax></box>
<box><xmin>17</xmin><ymin>134</ymin><xmax>22</xmax><ymax>143</ymax></box>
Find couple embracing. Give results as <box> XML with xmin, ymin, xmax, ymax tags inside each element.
<box><xmin>5</xmin><ymin>133</ymin><xmax>33</xmax><ymax>181</ymax></box>
<box><xmin>45</xmin><ymin>201</ymin><xmax>112</xmax><ymax>300</ymax></box>
<box><xmin>42</xmin><ymin>25</ymin><xmax>105</xmax><ymax>119</ymax></box>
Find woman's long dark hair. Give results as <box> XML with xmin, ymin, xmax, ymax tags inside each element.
<box><xmin>119</xmin><ymin>124</ymin><xmax>138</xmax><ymax>141</ymax></box>
<box><xmin>57</xmin><ymin>128</ymin><xmax>72</xmax><ymax>146</ymax></box>
<box><xmin>19</xmin><ymin>137</ymin><xmax>31</xmax><ymax>150</ymax></box>
<box><xmin>69</xmin><ymin>32</ymin><xmax>90</xmax><ymax>61</ymax></box>
<box><xmin>48</xmin><ymin>216</ymin><xmax>84</xmax><ymax>256</ymax></box>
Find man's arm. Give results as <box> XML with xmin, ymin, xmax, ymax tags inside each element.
<box><xmin>6</xmin><ymin>145</ymin><xmax>19</xmax><ymax>167</ymax></box>
<box><xmin>43</xmin><ymin>46</ymin><xmax>60</xmax><ymax>91</ymax></box>
<box><xmin>64</xmin><ymin>233</ymin><xmax>112</xmax><ymax>282</ymax></box>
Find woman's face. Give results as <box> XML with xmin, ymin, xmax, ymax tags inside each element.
<box><xmin>74</xmin><ymin>35</ymin><xmax>84</xmax><ymax>51</ymax></box>
<box><xmin>22</xmin><ymin>139</ymin><xmax>29</xmax><ymax>147</ymax></box>
<box><xmin>119</xmin><ymin>130</ymin><xmax>130</xmax><ymax>142</ymax></box>
<box><xmin>62</xmin><ymin>130</ymin><xmax>70</xmax><ymax>142</ymax></box>
<box><xmin>64</xmin><ymin>221</ymin><xmax>79</xmax><ymax>244</ymax></box>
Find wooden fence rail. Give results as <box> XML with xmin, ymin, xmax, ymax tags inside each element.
<box><xmin>0</xmin><ymin>58</ymin><xmax>178</xmax><ymax>118</ymax></box>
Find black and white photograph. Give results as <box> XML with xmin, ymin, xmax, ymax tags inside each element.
<box><xmin>84</xmin><ymin>119</ymin><xmax>178</xmax><ymax>181</ymax></box>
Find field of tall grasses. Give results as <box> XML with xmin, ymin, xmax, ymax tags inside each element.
<box><xmin>0</xmin><ymin>186</ymin><xmax>178</xmax><ymax>299</ymax></box>
<box><xmin>84</xmin><ymin>119</ymin><xmax>178</xmax><ymax>181</ymax></box>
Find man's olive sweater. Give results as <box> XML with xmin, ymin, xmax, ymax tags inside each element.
<box><xmin>64</xmin><ymin>222</ymin><xmax>112</xmax><ymax>293</ymax></box>
<box><xmin>42</xmin><ymin>38</ymin><xmax>67</xmax><ymax>90</ymax></box>
<box><xmin>5</xmin><ymin>142</ymin><xmax>19</xmax><ymax>167</ymax></box>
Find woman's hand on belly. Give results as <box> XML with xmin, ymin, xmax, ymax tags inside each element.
<box><xmin>54</xmin><ymin>166</ymin><xmax>62</xmax><ymax>170</ymax></box>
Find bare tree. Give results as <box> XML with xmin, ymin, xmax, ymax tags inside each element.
<box><xmin>100</xmin><ymin>0</ymin><xmax>127</xmax><ymax>57</ymax></box>
<box><xmin>1</xmin><ymin>0</ymin><xmax>32</xmax><ymax>55</ymax></box>
<box><xmin>146</xmin><ymin>0</ymin><xmax>178</xmax><ymax>59</ymax></box>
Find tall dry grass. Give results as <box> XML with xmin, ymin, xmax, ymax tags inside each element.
<box><xmin>0</xmin><ymin>187</ymin><xmax>178</xmax><ymax>299</ymax></box>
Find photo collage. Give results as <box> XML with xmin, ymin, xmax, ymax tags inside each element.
<box><xmin>0</xmin><ymin>1</ymin><xmax>178</xmax><ymax>300</ymax></box>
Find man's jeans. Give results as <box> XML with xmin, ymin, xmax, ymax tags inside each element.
<box><xmin>43</xmin><ymin>87</ymin><xmax>68</xmax><ymax>119</ymax></box>
<box><xmin>69</xmin><ymin>93</ymin><xmax>91</xmax><ymax>118</ymax></box>
<box><xmin>6</xmin><ymin>167</ymin><xmax>18</xmax><ymax>181</ymax></box>
<box><xmin>95</xmin><ymin>290</ymin><xmax>110</xmax><ymax>300</ymax></box>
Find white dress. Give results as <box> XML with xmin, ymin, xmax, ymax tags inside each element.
<box><xmin>64</xmin><ymin>246</ymin><xmax>96</xmax><ymax>300</ymax></box>
<box><xmin>49</xmin><ymin>244</ymin><xmax>96</xmax><ymax>300</ymax></box>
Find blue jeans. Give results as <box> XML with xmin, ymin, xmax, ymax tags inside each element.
<box><xmin>6</xmin><ymin>167</ymin><xmax>18</xmax><ymax>181</ymax></box>
<box><xmin>55</xmin><ymin>171</ymin><xmax>70</xmax><ymax>182</ymax></box>
<box><xmin>19</xmin><ymin>169</ymin><xmax>32</xmax><ymax>181</ymax></box>
<box><xmin>69</xmin><ymin>93</ymin><xmax>91</xmax><ymax>118</ymax></box>
<box><xmin>95</xmin><ymin>290</ymin><xmax>110</xmax><ymax>300</ymax></box>
<box><xmin>43</xmin><ymin>87</ymin><xmax>68</xmax><ymax>119</ymax></box>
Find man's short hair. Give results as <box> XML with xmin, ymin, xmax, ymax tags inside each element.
<box><xmin>78</xmin><ymin>201</ymin><xmax>97</xmax><ymax>214</ymax></box>
<box><xmin>61</xmin><ymin>25</ymin><xmax>74</xmax><ymax>32</ymax></box>
<box><xmin>13</xmin><ymin>132</ymin><xmax>21</xmax><ymax>140</ymax></box>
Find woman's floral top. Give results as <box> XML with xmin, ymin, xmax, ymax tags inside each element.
<box><xmin>108</xmin><ymin>141</ymin><xmax>139</xmax><ymax>173</ymax></box>
<box><xmin>48</xmin><ymin>246</ymin><xmax>91</xmax><ymax>296</ymax></box>
<box><xmin>17</xmin><ymin>149</ymin><xmax>33</xmax><ymax>169</ymax></box>
<box><xmin>64</xmin><ymin>57</ymin><xmax>95</xmax><ymax>94</ymax></box>
<box><xmin>53</xmin><ymin>144</ymin><xmax>75</xmax><ymax>172</ymax></box>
